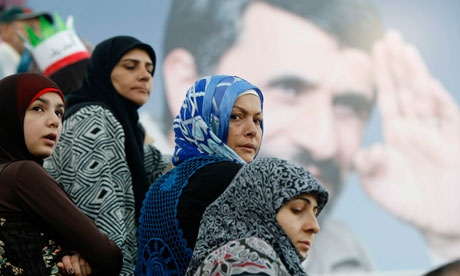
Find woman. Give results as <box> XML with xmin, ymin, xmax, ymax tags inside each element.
<box><xmin>44</xmin><ymin>36</ymin><xmax>170</xmax><ymax>275</ymax></box>
<box><xmin>186</xmin><ymin>157</ymin><xmax>329</xmax><ymax>276</ymax></box>
<box><xmin>136</xmin><ymin>75</ymin><xmax>264</xmax><ymax>275</ymax></box>
<box><xmin>0</xmin><ymin>73</ymin><xmax>122</xmax><ymax>276</ymax></box>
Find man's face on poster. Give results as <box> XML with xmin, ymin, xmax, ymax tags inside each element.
<box><xmin>165</xmin><ymin>2</ymin><xmax>375</xmax><ymax>206</ymax></box>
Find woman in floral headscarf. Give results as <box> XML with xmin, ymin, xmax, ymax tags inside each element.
<box><xmin>187</xmin><ymin>157</ymin><xmax>329</xmax><ymax>276</ymax></box>
<box><xmin>136</xmin><ymin>75</ymin><xmax>264</xmax><ymax>276</ymax></box>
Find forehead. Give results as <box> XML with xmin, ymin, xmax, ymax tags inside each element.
<box><xmin>291</xmin><ymin>194</ymin><xmax>318</xmax><ymax>205</ymax></box>
<box><xmin>215</xmin><ymin>1</ymin><xmax>374</xmax><ymax>99</ymax></box>
<box><xmin>232</xmin><ymin>94</ymin><xmax>261</xmax><ymax>109</ymax></box>
<box><xmin>13</xmin><ymin>17</ymin><xmax>40</xmax><ymax>26</ymax></box>
<box><xmin>119</xmin><ymin>48</ymin><xmax>152</xmax><ymax>63</ymax></box>
<box><xmin>32</xmin><ymin>92</ymin><xmax>64</xmax><ymax>105</ymax></box>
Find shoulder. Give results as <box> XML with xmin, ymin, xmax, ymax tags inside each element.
<box><xmin>186</xmin><ymin>160</ymin><xmax>242</xmax><ymax>195</ymax></box>
<box><xmin>3</xmin><ymin>161</ymin><xmax>55</xmax><ymax>188</ymax></box>
<box><xmin>62</xmin><ymin>105</ymin><xmax>123</xmax><ymax>139</ymax></box>
<box><xmin>6</xmin><ymin>160</ymin><xmax>46</xmax><ymax>175</ymax></box>
<box><xmin>195</xmin><ymin>237</ymin><xmax>289</xmax><ymax>276</ymax></box>
<box><xmin>65</xmin><ymin>105</ymin><xmax>120</xmax><ymax>127</ymax></box>
<box><xmin>194</xmin><ymin>161</ymin><xmax>243</xmax><ymax>179</ymax></box>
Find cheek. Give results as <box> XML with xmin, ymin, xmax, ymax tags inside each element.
<box><xmin>226</xmin><ymin>125</ymin><xmax>238</xmax><ymax>146</ymax></box>
<box><xmin>147</xmin><ymin>78</ymin><xmax>154</xmax><ymax>91</ymax></box>
<box><xmin>276</xmin><ymin>210</ymin><xmax>295</xmax><ymax>237</ymax></box>
<box><xmin>336</xmin><ymin>121</ymin><xmax>365</xmax><ymax>165</ymax></box>
<box><xmin>55</xmin><ymin>124</ymin><xmax>63</xmax><ymax>143</ymax></box>
<box><xmin>111</xmin><ymin>73</ymin><xmax>126</xmax><ymax>94</ymax></box>
<box><xmin>22</xmin><ymin>121</ymin><xmax>37</xmax><ymax>151</ymax></box>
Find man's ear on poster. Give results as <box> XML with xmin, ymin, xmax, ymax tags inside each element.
<box><xmin>163</xmin><ymin>48</ymin><xmax>198</xmax><ymax>115</ymax></box>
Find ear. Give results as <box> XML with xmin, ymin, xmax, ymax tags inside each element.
<box><xmin>163</xmin><ymin>48</ymin><xmax>198</xmax><ymax>116</ymax></box>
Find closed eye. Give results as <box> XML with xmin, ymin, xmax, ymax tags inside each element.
<box><xmin>291</xmin><ymin>208</ymin><xmax>303</xmax><ymax>215</ymax></box>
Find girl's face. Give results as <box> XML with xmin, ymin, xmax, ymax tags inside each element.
<box><xmin>110</xmin><ymin>48</ymin><xmax>154</xmax><ymax>106</ymax></box>
<box><xmin>23</xmin><ymin>92</ymin><xmax>64</xmax><ymax>158</ymax></box>
<box><xmin>276</xmin><ymin>193</ymin><xmax>320</xmax><ymax>259</ymax></box>
<box><xmin>226</xmin><ymin>93</ymin><xmax>263</xmax><ymax>162</ymax></box>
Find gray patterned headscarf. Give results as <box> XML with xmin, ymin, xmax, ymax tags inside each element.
<box><xmin>186</xmin><ymin>157</ymin><xmax>329</xmax><ymax>275</ymax></box>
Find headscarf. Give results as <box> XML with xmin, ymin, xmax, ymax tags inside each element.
<box><xmin>64</xmin><ymin>36</ymin><xmax>156</xmax><ymax>219</ymax></box>
<box><xmin>186</xmin><ymin>157</ymin><xmax>329</xmax><ymax>276</ymax></box>
<box><xmin>0</xmin><ymin>73</ymin><xmax>64</xmax><ymax>165</ymax></box>
<box><xmin>172</xmin><ymin>75</ymin><xmax>263</xmax><ymax>165</ymax></box>
<box><xmin>136</xmin><ymin>75</ymin><xmax>264</xmax><ymax>276</ymax></box>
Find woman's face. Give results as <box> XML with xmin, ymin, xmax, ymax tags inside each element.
<box><xmin>23</xmin><ymin>92</ymin><xmax>64</xmax><ymax>158</ymax></box>
<box><xmin>276</xmin><ymin>193</ymin><xmax>320</xmax><ymax>259</ymax></box>
<box><xmin>110</xmin><ymin>48</ymin><xmax>154</xmax><ymax>106</ymax></box>
<box><xmin>226</xmin><ymin>93</ymin><xmax>263</xmax><ymax>162</ymax></box>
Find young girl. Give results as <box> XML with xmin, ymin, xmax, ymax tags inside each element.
<box><xmin>0</xmin><ymin>73</ymin><xmax>122</xmax><ymax>276</ymax></box>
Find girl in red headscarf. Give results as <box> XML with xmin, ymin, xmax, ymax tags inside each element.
<box><xmin>0</xmin><ymin>73</ymin><xmax>122</xmax><ymax>276</ymax></box>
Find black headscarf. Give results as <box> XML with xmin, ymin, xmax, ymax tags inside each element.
<box><xmin>0</xmin><ymin>73</ymin><xmax>64</xmax><ymax>165</ymax></box>
<box><xmin>64</xmin><ymin>36</ymin><xmax>156</xmax><ymax>220</ymax></box>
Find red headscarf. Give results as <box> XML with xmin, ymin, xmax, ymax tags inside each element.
<box><xmin>0</xmin><ymin>73</ymin><xmax>64</xmax><ymax>164</ymax></box>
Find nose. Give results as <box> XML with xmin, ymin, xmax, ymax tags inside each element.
<box><xmin>302</xmin><ymin>213</ymin><xmax>320</xmax><ymax>234</ymax></box>
<box><xmin>46</xmin><ymin>111</ymin><xmax>61</xmax><ymax>129</ymax></box>
<box><xmin>291</xmin><ymin>95</ymin><xmax>338</xmax><ymax>160</ymax></box>
<box><xmin>244</xmin><ymin>118</ymin><xmax>258</xmax><ymax>138</ymax></box>
<box><xmin>138</xmin><ymin>67</ymin><xmax>152</xmax><ymax>82</ymax></box>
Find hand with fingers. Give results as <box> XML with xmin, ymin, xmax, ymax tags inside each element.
<box><xmin>354</xmin><ymin>30</ymin><xmax>460</xmax><ymax>260</ymax></box>
<box><xmin>58</xmin><ymin>253</ymin><xmax>93</xmax><ymax>276</ymax></box>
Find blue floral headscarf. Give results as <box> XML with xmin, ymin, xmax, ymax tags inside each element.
<box><xmin>172</xmin><ymin>75</ymin><xmax>264</xmax><ymax>166</ymax></box>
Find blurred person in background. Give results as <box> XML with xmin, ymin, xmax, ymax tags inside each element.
<box><xmin>146</xmin><ymin>0</ymin><xmax>460</xmax><ymax>273</ymax></box>
<box><xmin>0</xmin><ymin>5</ymin><xmax>51</xmax><ymax>78</ymax></box>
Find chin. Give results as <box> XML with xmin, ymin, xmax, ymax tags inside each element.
<box><xmin>33</xmin><ymin>150</ymin><xmax>53</xmax><ymax>159</ymax></box>
<box><xmin>240</xmin><ymin>154</ymin><xmax>255</xmax><ymax>163</ymax></box>
<box><xmin>133</xmin><ymin>95</ymin><xmax>150</xmax><ymax>106</ymax></box>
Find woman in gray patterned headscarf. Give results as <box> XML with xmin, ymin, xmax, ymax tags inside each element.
<box><xmin>186</xmin><ymin>157</ymin><xmax>329</xmax><ymax>276</ymax></box>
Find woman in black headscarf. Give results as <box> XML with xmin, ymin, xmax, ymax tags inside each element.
<box><xmin>44</xmin><ymin>36</ymin><xmax>170</xmax><ymax>276</ymax></box>
<box><xmin>0</xmin><ymin>73</ymin><xmax>122</xmax><ymax>276</ymax></box>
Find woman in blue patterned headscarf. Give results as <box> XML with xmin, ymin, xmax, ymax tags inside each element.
<box><xmin>136</xmin><ymin>75</ymin><xmax>264</xmax><ymax>276</ymax></box>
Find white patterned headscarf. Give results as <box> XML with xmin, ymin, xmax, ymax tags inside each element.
<box><xmin>172</xmin><ymin>75</ymin><xmax>264</xmax><ymax>165</ymax></box>
<box><xmin>186</xmin><ymin>157</ymin><xmax>329</xmax><ymax>276</ymax></box>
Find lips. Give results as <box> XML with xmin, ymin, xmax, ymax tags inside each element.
<box><xmin>131</xmin><ymin>87</ymin><xmax>149</xmax><ymax>93</ymax></box>
<box><xmin>239</xmin><ymin>143</ymin><xmax>256</xmax><ymax>151</ymax></box>
<box><xmin>44</xmin><ymin>133</ymin><xmax>57</xmax><ymax>141</ymax></box>
<box><xmin>43</xmin><ymin>133</ymin><xmax>57</xmax><ymax>145</ymax></box>
<box><xmin>297</xmin><ymin>240</ymin><xmax>311</xmax><ymax>251</ymax></box>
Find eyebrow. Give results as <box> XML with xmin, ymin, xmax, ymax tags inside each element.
<box><xmin>231</xmin><ymin>105</ymin><xmax>263</xmax><ymax>116</ymax></box>
<box><xmin>293</xmin><ymin>196</ymin><xmax>318</xmax><ymax>209</ymax></box>
<box><xmin>267</xmin><ymin>75</ymin><xmax>317</xmax><ymax>91</ymax></box>
<box><xmin>34</xmin><ymin>98</ymin><xmax>65</xmax><ymax>108</ymax></box>
<box><xmin>120</xmin><ymin>58</ymin><xmax>154</xmax><ymax>67</ymax></box>
<box><xmin>333</xmin><ymin>91</ymin><xmax>374</xmax><ymax>119</ymax></box>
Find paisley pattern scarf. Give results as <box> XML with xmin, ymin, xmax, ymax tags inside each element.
<box><xmin>186</xmin><ymin>157</ymin><xmax>329</xmax><ymax>276</ymax></box>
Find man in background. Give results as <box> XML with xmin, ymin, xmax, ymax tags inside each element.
<box><xmin>146</xmin><ymin>0</ymin><xmax>460</xmax><ymax>273</ymax></box>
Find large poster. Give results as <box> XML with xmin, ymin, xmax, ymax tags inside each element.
<box><xmin>25</xmin><ymin>0</ymin><xmax>460</xmax><ymax>274</ymax></box>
